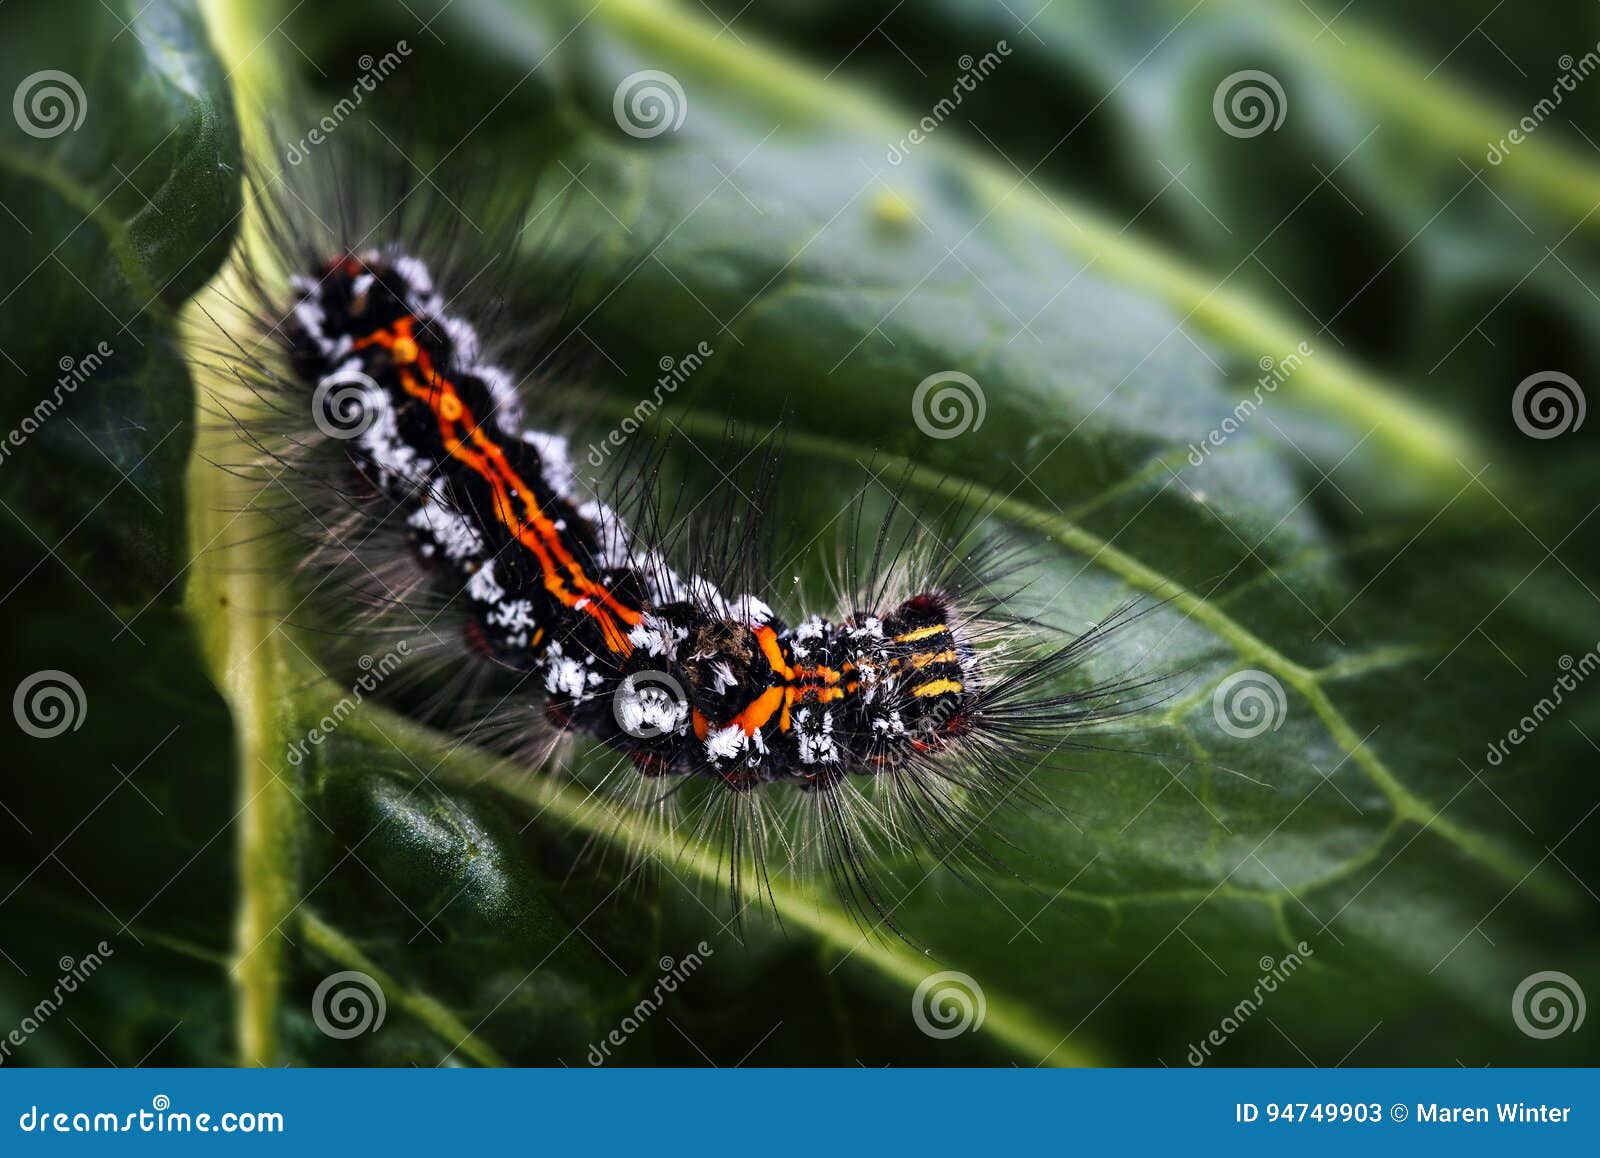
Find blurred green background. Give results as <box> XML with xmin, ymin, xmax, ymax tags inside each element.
<box><xmin>0</xmin><ymin>0</ymin><xmax>1596</xmax><ymax>1067</ymax></box>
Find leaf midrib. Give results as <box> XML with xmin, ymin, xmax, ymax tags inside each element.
<box><xmin>185</xmin><ymin>365</ymin><xmax>296</xmax><ymax>1066</ymax></box>
<box><xmin>343</xmin><ymin>705</ymin><xmax>1101</xmax><ymax>1067</ymax></box>
<box><xmin>188</xmin><ymin>0</ymin><xmax>1575</xmax><ymax>1069</ymax></box>
<box><xmin>337</xmin><ymin>393</ymin><xmax>1570</xmax><ymax>1067</ymax></box>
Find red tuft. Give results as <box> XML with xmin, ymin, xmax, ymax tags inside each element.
<box><xmin>938</xmin><ymin>711</ymin><xmax>973</xmax><ymax>739</ymax></box>
<box><xmin>630</xmin><ymin>751</ymin><xmax>669</xmax><ymax>778</ymax></box>
<box><xmin>902</xmin><ymin>592</ymin><xmax>948</xmax><ymax>619</ymax></box>
<box><xmin>462</xmin><ymin>619</ymin><xmax>493</xmax><ymax>657</ymax></box>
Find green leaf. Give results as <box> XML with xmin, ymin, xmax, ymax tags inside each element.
<box><xmin>0</xmin><ymin>0</ymin><xmax>241</xmax><ymax>1064</ymax></box>
<box><xmin>690</xmin><ymin>0</ymin><xmax>1600</xmax><ymax>470</ymax></box>
<box><xmin>3</xmin><ymin>0</ymin><xmax>1596</xmax><ymax>1068</ymax></box>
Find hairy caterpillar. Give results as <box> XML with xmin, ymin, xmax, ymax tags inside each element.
<box><xmin>196</xmin><ymin>126</ymin><xmax>1164</xmax><ymax>931</ymax></box>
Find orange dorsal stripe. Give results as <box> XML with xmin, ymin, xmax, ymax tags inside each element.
<box><xmin>358</xmin><ymin>319</ymin><xmax>640</xmax><ymax>655</ymax></box>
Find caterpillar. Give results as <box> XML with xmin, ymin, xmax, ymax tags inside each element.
<box><xmin>197</xmin><ymin>126</ymin><xmax>1165</xmax><ymax>931</ymax></box>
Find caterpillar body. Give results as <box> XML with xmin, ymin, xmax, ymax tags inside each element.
<box><xmin>204</xmin><ymin>135</ymin><xmax>1162</xmax><ymax>929</ymax></box>
<box><xmin>289</xmin><ymin>247</ymin><xmax>981</xmax><ymax>788</ymax></box>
